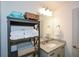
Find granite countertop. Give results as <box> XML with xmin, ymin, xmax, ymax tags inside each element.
<box><xmin>40</xmin><ymin>38</ymin><xmax>66</xmax><ymax>53</ymax></box>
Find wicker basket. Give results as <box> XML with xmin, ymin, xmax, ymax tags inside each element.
<box><xmin>24</xmin><ymin>12</ymin><xmax>39</xmax><ymax>21</ymax></box>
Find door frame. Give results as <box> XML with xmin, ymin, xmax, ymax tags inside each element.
<box><xmin>72</xmin><ymin>8</ymin><xmax>79</xmax><ymax>57</ymax></box>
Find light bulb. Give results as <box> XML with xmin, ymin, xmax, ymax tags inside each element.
<box><xmin>38</xmin><ymin>7</ymin><xmax>53</xmax><ymax>16</ymax></box>
<box><xmin>38</xmin><ymin>7</ymin><xmax>45</xmax><ymax>15</ymax></box>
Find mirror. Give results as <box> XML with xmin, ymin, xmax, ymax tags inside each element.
<box><xmin>39</xmin><ymin>15</ymin><xmax>54</xmax><ymax>39</ymax></box>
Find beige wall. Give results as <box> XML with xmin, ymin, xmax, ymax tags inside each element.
<box><xmin>53</xmin><ymin>3</ymin><xmax>79</xmax><ymax>56</ymax></box>
<box><xmin>54</xmin><ymin>6</ymin><xmax>72</xmax><ymax>57</ymax></box>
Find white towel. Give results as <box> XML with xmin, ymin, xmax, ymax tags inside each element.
<box><xmin>10</xmin><ymin>29</ymin><xmax>38</xmax><ymax>40</ymax></box>
<box><xmin>24</xmin><ymin>29</ymin><xmax>38</xmax><ymax>38</ymax></box>
<box><xmin>10</xmin><ymin>31</ymin><xmax>25</xmax><ymax>40</ymax></box>
<box><xmin>10</xmin><ymin>31</ymin><xmax>24</xmax><ymax>35</ymax></box>
<box><xmin>24</xmin><ymin>35</ymin><xmax>33</xmax><ymax>38</ymax></box>
<box><xmin>24</xmin><ymin>33</ymin><xmax>38</xmax><ymax>38</ymax></box>
<box><xmin>24</xmin><ymin>29</ymin><xmax>38</xmax><ymax>33</ymax></box>
<box><xmin>17</xmin><ymin>42</ymin><xmax>35</xmax><ymax>56</ymax></box>
<box><xmin>10</xmin><ymin>35</ymin><xmax>24</xmax><ymax>40</ymax></box>
<box><xmin>24</xmin><ymin>31</ymin><xmax>34</xmax><ymax>37</ymax></box>
<box><xmin>11</xmin><ymin>45</ymin><xmax>17</xmax><ymax>52</ymax></box>
<box><xmin>18</xmin><ymin>42</ymin><xmax>34</xmax><ymax>50</ymax></box>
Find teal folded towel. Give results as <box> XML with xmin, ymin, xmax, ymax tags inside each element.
<box><xmin>7</xmin><ymin>11</ymin><xmax>24</xmax><ymax>19</ymax></box>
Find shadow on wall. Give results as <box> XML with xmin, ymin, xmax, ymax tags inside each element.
<box><xmin>54</xmin><ymin>25</ymin><xmax>64</xmax><ymax>40</ymax></box>
<box><xmin>55</xmin><ymin>30</ymin><xmax>64</xmax><ymax>40</ymax></box>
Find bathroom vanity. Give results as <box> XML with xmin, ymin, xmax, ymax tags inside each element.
<box><xmin>40</xmin><ymin>39</ymin><xmax>65</xmax><ymax>57</ymax></box>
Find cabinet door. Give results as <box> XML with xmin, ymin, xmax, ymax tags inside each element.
<box><xmin>60</xmin><ymin>47</ymin><xmax>65</xmax><ymax>57</ymax></box>
<box><xmin>49</xmin><ymin>46</ymin><xmax>65</xmax><ymax>57</ymax></box>
<box><xmin>49</xmin><ymin>50</ymin><xmax>58</xmax><ymax>57</ymax></box>
<box><xmin>40</xmin><ymin>49</ymin><xmax>49</xmax><ymax>57</ymax></box>
<box><xmin>72</xmin><ymin>8</ymin><xmax>79</xmax><ymax>57</ymax></box>
<box><xmin>56</xmin><ymin>46</ymin><xmax>65</xmax><ymax>57</ymax></box>
<box><xmin>49</xmin><ymin>52</ymin><xmax>57</xmax><ymax>57</ymax></box>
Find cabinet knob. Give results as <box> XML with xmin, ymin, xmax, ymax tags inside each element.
<box><xmin>62</xmin><ymin>47</ymin><xmax>64</xmax><ymax>48</ymax></box>
<box><xmin>73</xmin><ymin>46</ymin><xmax>76</xmax><ymax>48</ymax></box>
<box><xmin>72</xmin><ymin>45</ymin><xmax>79</xmax><ymax>49</ymax></box>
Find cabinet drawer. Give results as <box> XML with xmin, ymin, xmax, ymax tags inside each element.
<box><xmin>49</xmin><ymin>46</ymin><xmax>65</xmax><ymax>57</ymax></box>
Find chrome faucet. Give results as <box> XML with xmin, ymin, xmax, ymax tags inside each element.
<box><xmin>44</xmin><ymin>34</ymin><xmax>50</xmax><ymax>43</ymax></box>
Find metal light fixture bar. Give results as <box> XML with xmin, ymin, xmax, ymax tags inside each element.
<box><xmin>38</xmin><ymin>7</ymin><xmax>53</xmax><ymax>16</ymax></box>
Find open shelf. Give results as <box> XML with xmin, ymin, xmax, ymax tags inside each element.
<box><xmin>7</xmin><ymin>16</ymin><xmax>39</xmax><ymax>26</ymax></box>
<box><xmin>7</xmin><ymin>16</ymin><xmax>40</xmax><ymax>57</ymax></box>
<box><xmin>10</xmin><ymin>36</ymin><xmax>39</xmax><ymax>46</ymax></box>
<box><xmin>19</xmin><ymin>50</ymin><xmax>35</xmax><ymax>57</ymax></box>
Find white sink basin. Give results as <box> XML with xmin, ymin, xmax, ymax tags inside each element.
<box><xmin>40</xmin><ymin>39</ymin><xmax>65</xmax><ymax>53</ymax></box>
<box><xmin>46</xmin><ymin>43</ymin><xmax>56</xmax><ymax>48</ymax></box>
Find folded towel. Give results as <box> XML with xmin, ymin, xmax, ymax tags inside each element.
<box><xmin>10</xmin><ymin>34</ymin><xmax>24</xmax><ymax>39</ymax></box>
<box><xmin>18</xmin><ymin>47</ymin><xmax>35</xmax><ymax>57</ymax></box>
<box><xmin>10</xmin><ymin>35</ymin><xmax>24</xmax><ymax>40</ymax></box>
<box><xmin>10</xmin><ymin>31</ymin><xmax>24</xmax><ymax>35</ymax></box>
<box><xmin>24</xmin><ymin>29</ymin><xmax>38</xmax><ymax>32</ymax></box>
<box><xmin>17</xmin><ymin>42</ymin><xmax>35</xmax><ymax>56</ymax></box>
<box><xmin>10</xmin><ymin>31</ymin><xmax>25</xmax><ymax>40</ymax></box>
<box><xmin>24</xmin><ymin>33</ymin><xmax>38</xmax><ymax>38</ymax></box>
<box><xmin>24</xmin><ymin>35</ymin><xmax>33</xmax><ymax>38</ymax></box>
<box><xmin>18</xmin><ymin>42</ymin><xmax>34</xmax><ymax>50</ymax></box>
<box><xmin>10</xmin><ymin>29</ymin><xmax>38</xmax><ymax>40</ymax></box>
<box><xmin>8</xmin><ymin>11</ymin><xmax>24</xmax><ymax>19</ymax></box>
<box><xmin>11</xmin><ymin>45</ymin><xmax>17</xmax><ymax>52</ymax></box>
<box><xmin>11</xmin><ymin>42</ymin><xmax>34</xmax><ymax>53</ymax></box>
<box><xmin>24</xmin><ymin>29</ymin><xmax>38</xmax><ymax>37</ymax></box>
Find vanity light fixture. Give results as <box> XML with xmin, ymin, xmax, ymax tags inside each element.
<box><xmin>38</xmin><ymin>7</ymin><xmax>53</xmax><ymax>16</ymax></box>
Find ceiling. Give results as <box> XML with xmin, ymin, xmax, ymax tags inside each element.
<box><xmin>37</xmin><ymin>1</ymin><xmax>79</xmax><ymax>11</ymax></box>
